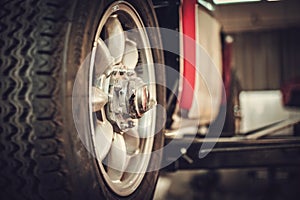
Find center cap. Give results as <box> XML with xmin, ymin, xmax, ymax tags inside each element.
<box><xmin>129</xmin><ymin>85</ymin><xmax>156</xmax><ymax>119</ymax></box>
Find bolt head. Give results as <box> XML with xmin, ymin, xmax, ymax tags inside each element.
<box><xmin>120</xmin><ymin>122</ymin><xmax>129</xmax><ymax>130</ymax></box>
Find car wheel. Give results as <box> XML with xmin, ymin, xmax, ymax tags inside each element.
<box><xmin>0</xmin><ymin>0</ymin><xmax>165</xmax><ymax>199</ymax></box>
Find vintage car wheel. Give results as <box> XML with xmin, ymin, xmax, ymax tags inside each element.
<box><xmin>0</xmin><ymin>0</ymin><xmax>165</xmax><ymax>199</ymax></box>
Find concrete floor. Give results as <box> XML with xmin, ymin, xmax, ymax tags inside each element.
<box><xmin>154</xmin><ymin>167</ymin><xmax>300</xmax><ymax>200</ymax></box>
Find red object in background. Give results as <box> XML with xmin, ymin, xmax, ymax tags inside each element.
<box><xmin>281</xmin><ymin>77</ymin><xmax>300</xmax><ymax>107</ymax></box>
<box><xmin>222</xmin><ymin>37</ymin><xmax>233</xmax><ymax>105</ymax></box>
<box><xmin>179</xmin><ymin>0</ymin><xmax>196</xmax><ymax>110</ymax></box>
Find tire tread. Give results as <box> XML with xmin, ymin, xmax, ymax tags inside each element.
<box><xmin>0</xmin><ymin>0</ymin><xmax>71</xmax><ymax>199</ymax></box>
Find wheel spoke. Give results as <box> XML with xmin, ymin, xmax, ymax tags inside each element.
<box><xmin>124</xmin><ymin>127</ymin><xmax>140</xmax><ymax>155</ymax></box>
<box><xmin>91</xmin><ymin>86</ymin><xmax>108</xmax><ymax>112</ymax></box>
<box><xmin>122</xmin><ymin>39</ymin><xmax>138</xmax><ymax>69</ymax></box>
<box><xmin>95</xmin><ymin>38</ymin><xmax>115</xmax><ymax>75</ymax></box>
<box><xmin>122</xmin><ymin>153</ymin><xmax>151</xmax><ymax>178</ymax></box>
<box><xmin>105</xmin><ymin>16</ymin><xmax>125</xmax><ymax>64</ymax></box>
<box><xmin>94</xmin><ymin>120</ymin><xmax>114</xmax><ymax>161</ymax></box>
<box><xmin>107</xmin><ymin>134</ymin><xmax>127</xmax><ymax>181</ymax></box>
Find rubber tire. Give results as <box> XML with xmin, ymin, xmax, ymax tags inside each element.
<box><xmin>0</xmin><ymin>0</ymin><xmax>166</xmax><ymax>199</ymax></box>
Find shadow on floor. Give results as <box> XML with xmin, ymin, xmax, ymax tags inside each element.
<box><xmin>154</xmin><ymin>167</ymin><xmax>300</xmax><ymax>200</ymax></box>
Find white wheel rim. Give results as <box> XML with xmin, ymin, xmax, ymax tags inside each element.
<box><xmin>88</xmin><ymin>1</ymin><xmax>157</xmax><ymax>196</ymax></box>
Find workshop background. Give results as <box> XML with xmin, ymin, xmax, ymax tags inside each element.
<box><xmin>154</xmin><ymin>0</ymin><xmax>300</xmax><ymax>199</ymax></box>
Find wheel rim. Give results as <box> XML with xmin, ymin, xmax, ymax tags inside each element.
<box><xmin>88</xmin><ymin>1</ymin><xmax>157</xmax><ymax>196</ymax></box>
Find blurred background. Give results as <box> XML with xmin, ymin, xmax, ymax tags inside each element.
<box><xmin>154</xmin><ymin>167</ymin><xmax>300</xmax><ymax>200</ymax></box>
<box><xmin>154</xmin><ymin>0</ymin><xmax>300</xmax><ymax>199</ymax></box>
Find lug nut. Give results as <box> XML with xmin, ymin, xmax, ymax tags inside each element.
<box><xmin>128</xmin><ymin>120</ymin><xmax>135</xmax><ymax>128</ymax></box>
<box><xmin>120</xmin><ymin>122</ymin><xmax>129</xmax><ymax>130</ymax></box>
